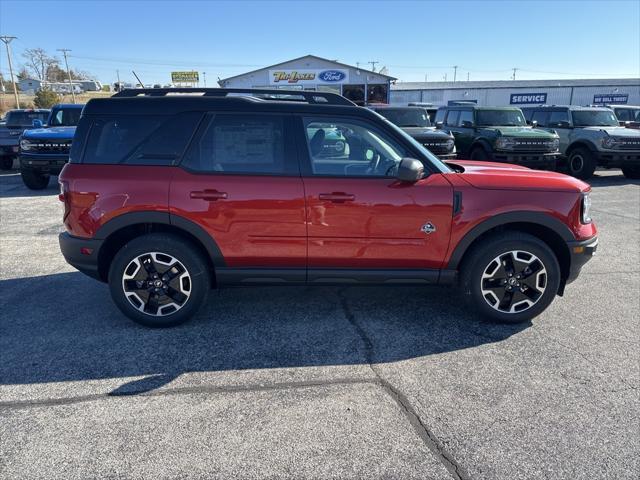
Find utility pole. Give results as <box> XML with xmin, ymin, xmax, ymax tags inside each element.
<box><xmin>116</xmin><ymin>69</ymin><xmax>121</xmax><ymax>91</ymax></box>
<box><xmin>511</xmin><ymin>68</ymin><xmax>518</xmax><ymax>80</ymax></box>
<box><xmin>443</xmin><ymin>73</ymin><xmax>447</xmax><ymax>82</ymax></box>
<box><xmin>57</xmin><ymin>48</ymin><xmax>76</xmax><ymax>103</ymax></box>
<box><xmin>368</xmin><ymin>60</ymin><xmax>379</xmax><ymax>72</ymax></box>
<box><xmin>0</xmin><ymin>36</ymin><xmax>20</xmax><ymax>108</ymax></box>
<box><xmin>453</xmin><ymin>65</ymin><xmax>458</xmax><ymax>83</ymax></box>
<box><xmin>467</xmin><ymin>71</ymin><xmax>470</xmax><ymax>81</ymax></box>
<box><xmin>203</xmin><ymin>72</ymin><xmax>207</xmax><ymax>87</ymax></box>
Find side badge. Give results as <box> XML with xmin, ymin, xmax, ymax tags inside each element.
<box><xmin>420</xmin><ymin>222</ymin><xmax>436</xmax><ymax>234</ymax></box>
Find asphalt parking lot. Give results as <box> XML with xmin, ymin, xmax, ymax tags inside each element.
<box><xmin>0</xmin><ymin>169</ymin><xmax>638</xmax><ymax>480</ymax></box>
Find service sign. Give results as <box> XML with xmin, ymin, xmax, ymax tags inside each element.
<box><xmin>171</xmin><ymin>71</ymin><xmax>199</xmax><ymax>83</ymax></box>
<box><xmin>269</xmin><ymin>69</ymin><xmax>349</xmax><ymax>85</ymax></box>
<box><xmin>593</xmin><ymin>93</ymin><xmax>628</xmax><ymax>105</ymax></box>
<box><xmin>510</xmin><ymin>93</ymin><xmax>547</xmax><ymax>104</ymax></box>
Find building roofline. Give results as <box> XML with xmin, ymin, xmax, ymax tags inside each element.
<box><xmin>219</xmin><ymin>54</ymin><xmax>397</xmax><ymax>83</ymax></box>
<box><xmin>392</xmin><ymin>78</ymin><xmax>640</xmax><ymax>91</ymax></box>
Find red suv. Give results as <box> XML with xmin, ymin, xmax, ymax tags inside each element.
<box><xmin>58</xmin><ymin>88</ymin><xmax>598</xmax><ymax>327</ymax></box>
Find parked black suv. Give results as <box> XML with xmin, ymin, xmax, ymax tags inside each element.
<box><xmin>370</xmin><ymin>106</ymin><xmax>456</xmax><ymax>159</ymax></box>
<box><xmin>435</xmin><ymin>105</ymin><xmax>560</xmax><ymax>169</ymax></box>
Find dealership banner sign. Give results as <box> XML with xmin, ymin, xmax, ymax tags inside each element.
<box><xmin>593</xmin><ymin>93</ymin><xmax>628</xmax><ymax>105</ymax></box>
<box><xmin>510</xmin><ymin>93</ymin><xmax>547</xmax><ymax>104</ymax></box>
<box><xmin>269</xmin><ymin>69</ymin><xmax>349</xmax><ymax>85</ymax></box>
<box><xmin>171</xmin><ymin>71</ymin><xmax>199</xmax><ymax>83</ymax></box>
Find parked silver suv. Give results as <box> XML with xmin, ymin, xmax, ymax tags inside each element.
<box><xmin>522</xmin><ymin>105</ymin><xmax>640</xmax><ymax>179</ymax></box>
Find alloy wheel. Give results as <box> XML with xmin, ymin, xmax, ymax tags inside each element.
<box><xmin>480</xmin><ymin>250</ymin><xmax>547</xmax><ymax>314</ymax></box>
<box><xmin>121</xmin><ymin>252</ymin><xmax>191</xmax><ymax>316</ymax></box>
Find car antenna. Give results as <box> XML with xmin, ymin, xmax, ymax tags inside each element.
<box><xmin>132</xmin><ymin>70</ymin><xmax>144</xmax><ymax>88</ymax></box>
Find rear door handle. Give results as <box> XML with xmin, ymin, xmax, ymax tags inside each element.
<box><xmin>318</xmin><ymin>192</ymin><xmax>355</xmax><ymax>203</ymax></box>
<box><xmin>190</xmin><ymin>189</ymin><xmax>228</xmax><ymax>201</ymax></box>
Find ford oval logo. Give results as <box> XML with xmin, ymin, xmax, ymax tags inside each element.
<box><xmin>319</xmin><ymin>70</ymin><xmax>346</xmax><ymax>82</ymax></box>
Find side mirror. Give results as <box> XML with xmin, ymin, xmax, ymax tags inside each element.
<box><xmin>396</xmin><ymin>158</ymin><xmax>424</xmax><ymax>183</ymax></box>
<box><xmin>32</xmin><ymin>119</ymin><xmax>43</xmax><ymax>128</ymax></box>
<box><xmin>435</xmin><ymin>121</ymin><xmax>444</xmax><ymax>129</ymax></box>
<box><xmin>531</xmin><ymin>120</ymin><xmax>538</xmax><ymax>128</ymax></box>
<box><xmin>461</xmin><ymin>120</ymin><xmax>473</xmax><ymax>128</ymax></box>
<box><xmin>557</xmin><ymin>120</ymin><xmax>571</xmax><ymax>128</ymax></box>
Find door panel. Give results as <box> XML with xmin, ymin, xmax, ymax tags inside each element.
<box><xmin>304</xmin><ymin>174</ymin><xmax>453</xmax><ymax>269</ymax></box>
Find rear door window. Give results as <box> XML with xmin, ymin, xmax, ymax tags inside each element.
<box><xmin>181</xmin><ymin>114</ymin><xmax>293</xmax><ymax>175</ymax></box>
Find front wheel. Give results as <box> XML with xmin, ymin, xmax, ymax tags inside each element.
<box><xmin>461</xmin><ymin>232</ymin><xmax>560</xmax><ymax>324</ymax></box>
<box><xmin>567</xmin><ymin>147</ymin><xmax>597</xmax><ymax>180</ymax></box>
<box><xmin>621</xmin><ymin>165</ymin><xmax>640</xmax><ymax>179</ymax></box>
<box><xmin>108</xmin><ymin>233</ymin><xmax>210</xmax><ymax>327</ymax></box>
<box><xmin>0</xmin><ymin>156</ymin><xmax>14</xmax><ymax>170</ymax></box>
<box><xmin>470</xmin><ymin>146</ymin><xmax>491</xmax><ymax>161</ymax></box>
<box><xmin>21</xmin><ymin>169</ymin><xmax>50</xmax><ymax>190</ymax></box>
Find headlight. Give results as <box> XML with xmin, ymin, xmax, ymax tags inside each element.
<box><xmin>445</xmin><ymin>139</ymin><xmax>455</xmax><ymax>150</ymax></box>
<box><xmin>548</xmin><ymin>138</ymin><xmax>560</xmax><ymax>151</ymax></box>
<box><xmin>581</xmin><ymin>193</ymin><xmax>592</xmax><ymax>224</ymax></box>
<box><xmin>601</xmin><ymin>136</ymin><xmax>622</xmax><ymax>149</ymax></box>
<box><xmin>20</xmin><ymin>139</ymin><xmax>33</xmax><ymax>151</ymax></box>
<box><xmin>495</xmin><ymin>137</ymin><xmax>516</xmax><ymax>150</ymax></box>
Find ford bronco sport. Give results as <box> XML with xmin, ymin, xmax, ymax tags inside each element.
<box><xmin>19</xmin><ymin>103</ymin><xmax>84</xmax><ymax>189</ymax></box>
<box><xmin>523</xmin><ymin>105</ymin><xmax>640</xmax><ymax>179</ymax></box>
<box><xmin>369</xmin><ymin>106</ymin><xmax>456</xmax><ymax>160</ymax></box>
<box><xmin>435</xmin><ymin>105</ymin><xmax>560</xmax><ymax>169</ymax></box>
<box><xmin>58</xmin><ymin>88</ymin><xmax>597</xmax><ymax>327</ymax></box>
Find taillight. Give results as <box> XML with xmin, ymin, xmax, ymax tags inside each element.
<box><xmin>59</xmin><ymin>181</ymin><xmax>70</xmax><ymax>218</ymax></box>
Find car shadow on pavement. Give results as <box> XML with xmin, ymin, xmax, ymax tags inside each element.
<box><xmin>0</xmin><ymin>272</ymin><xmax>529</xmax><ymax>393</ymax></box>
<box><xmin>588</xmin><ymin>173</ymin><xmax>640</xmax><ymax>188</ymax></box>
<box><xmin>0</xmin><ymin>173</ymin><xmax>59</xmax><ymax>198</ymax></box>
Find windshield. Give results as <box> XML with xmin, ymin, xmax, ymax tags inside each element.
<box><xmin>572</xmin><ymin>110</ymin><xmax>618</xmax><ymax>127</ymax></box>
<box><xmin>376</xmin><ymin>108</ymin><xmax>431</xmax><ymax>128</ymax></box>
<box><xmin>49</xmin><ymin>108</ymin><xmax>82</xmax><ymax>127</ymax></box>
<box><xmin>476</xmin><ymin>110</ymin><xmax>526</xmax><ymax>127</ymax></box>
<box><xmin>5</xmin><ymin>111</ymin><xmax>49</xmax><ymax>127</ymax></box>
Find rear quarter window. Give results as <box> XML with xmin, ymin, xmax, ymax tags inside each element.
<box><xmin>82</xmin><ymin>113</ymin><xmax>202</xmax><ymax>165</ymax></box>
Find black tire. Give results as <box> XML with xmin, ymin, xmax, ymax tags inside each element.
<box><xmin>108</xmin><ymin>233</ymin><xmax>210</xmax><ymax>327</ymax></box>
<box><xmin>21</xmin><ymin>169</ymin><xmax>50</xmax><ymax>190</ymax></box>
<box><xmin>460</xmin><ymin>232</ymin><xmax>560</xmax><ymax>324</ymax></box>
<box><xmin>621</xmin><ymin>165</ymin><xmax>640</xmax><ymax>179</ymax></box>
<box><xmin>567</xmin><ymin>147</ymin><xmax>597</xmax><ymax>180</ymax></box>
<box><xmin>0</xmin><ymin>156</ymin><xmax>14</xmax><ymax>170</ymax></box>
<box><xmin>470</xmin><ymin>146</ymin><xmax>491</xmax><ymax>161</ymax></box>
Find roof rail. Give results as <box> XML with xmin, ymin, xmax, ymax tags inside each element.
<box><xmin>112</xmin><ymin>87</ymin><xmax>355</xmax><ymax>106</ymax></box>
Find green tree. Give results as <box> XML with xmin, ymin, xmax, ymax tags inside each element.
<box><xmin>33</xmin><ymin>88</ymin><xmax>60</xmax><ymax>109</ymax></box>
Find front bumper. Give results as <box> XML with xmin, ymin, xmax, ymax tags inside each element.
<box><xmin>594</xmin><ymin>151</ymin><xmax>640</xmax><ymax>168</ymax></box>
<box><xmin>0</xmin><ymin>144</ymin><xmax>19</xmax><ymax>156</ymax></box>
<box><xmin>566</xmin><ymin>236</ymin><xmax>598</xmax><ymax>285</ymax></box>
<box><xmin>492</xmin><ymin>152</ymin><xmax>559</xmax><ymax>167</ymax></box>
<box><xmin>19</xmin><ymin>153</ymin><xmax>69</xmax><ymax>175</ymax></box>
<box><xmin>59</xmin><ymin>232</ymin><xmax>104</xmax><ymax>281</ymax></box>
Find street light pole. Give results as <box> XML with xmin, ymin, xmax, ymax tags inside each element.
<box><xmin>0</xmin><ymin>36</ymin><xmax>20</xmax><ymax>108</ymax></box>
<box><xmin>57</xmin><ymin>48</ymin><xmax>76</xmax><ymax>103</ymax></box>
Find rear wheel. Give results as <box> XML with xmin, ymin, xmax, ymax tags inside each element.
<box><xmin>0</xmin><ymin>156</ymin><xmax>14</xmax><ymax>170</ymax></box>
<box><xmin>567</xmin><ymin>147</ymin><xmax>597</xmax><ymax>180</ymax></box>
<box><xmin>621</xmin><ymin>165</ymin><xmax>640</xmax><ymax>179</ymax></box>
<box><xmin>108</xmin><ymin>233</ymin><xmax>210</xmax><ymax>327</ymax></box>
<box><xmin>470</xmin><ymin>146</ymin><xmax>491</xmax><ymax>161</ymax></box>
<box><xmin>21</xmin><ymin>169</ymin><xmax>50</xmax><ymax>190</ymax></box>
<box><xmin>461</xmin><ymin>232</ymin><xmax>560</xmax><ymax>323</ymax></box>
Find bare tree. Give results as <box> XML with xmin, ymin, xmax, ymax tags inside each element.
<box><xmin>21</xmin><ymin>48</ymin><xmax>58</xmax><ymax>81</ymax></box>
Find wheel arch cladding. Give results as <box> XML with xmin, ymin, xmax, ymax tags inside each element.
<box><xmin>95</xmin><ymin>211</ymin><xmax>224</xmax><ymax>283</ymax></box>
<box><xmin>449</xmin><ymin>212</ymin><xmax>572</xmax><ymax>283</ymax></box>
<box><xmin>567</xmin><ymin>140</ymin><xmax>598</xmax><ymax>154</ymax></box>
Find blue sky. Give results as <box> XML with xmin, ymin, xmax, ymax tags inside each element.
<box><xmin>1</xmin><ymin>0</ymin><xmax>638</xmax><ymax>86</ymax></box>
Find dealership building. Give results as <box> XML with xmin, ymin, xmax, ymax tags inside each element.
<box><xmin>390</xmin><ymin>78</ymin><xmax>640</xmax><ymax>107</ymax></box>
<box><xmin>218</xmin><ymin>54</ymin><xmax>396</xmax><ymax>104</ymax></box>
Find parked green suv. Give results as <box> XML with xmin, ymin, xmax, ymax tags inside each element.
<box><xmin>522</xmin><ymin>105</ymin><xmax>640</xmax><ymax>179</ymax></box>
<box><xmin>435</xmin><ymin>106</ymin><xmax>560</xmax><ymax>169</ymax></box>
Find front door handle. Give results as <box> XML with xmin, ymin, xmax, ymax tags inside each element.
<box><xmin>318</xmin><ymin>192</ymin><xmax>356</xmax><ymax>203</ymax></box>
<box><xmin>190</xmin><ymin>189</ymin><xmax>228</xmax><ymax>201</ymax></box>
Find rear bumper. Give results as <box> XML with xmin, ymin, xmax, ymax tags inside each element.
<box><xmin>566</xmin><ymin>236</ymin><xmax>598</xmax><ymax>285</ymax></box>
<box><xmin>493</xmin><ymin>152</ymin><xmax>559</xmax><ymax>167</ymax></box>
<box><xmin>594</xmin><ymin>151</ymin><xmax>640</xmax><ymax>167</ymax></box>
<box><xmin>59</xmin><ymin>232</ymin><xmax>104</xmax><ymax>281</ymax></box>
<box><xmin>19</xmin><ymin>154</ymin><xmax>69</xmax><ymax>175</ymax></box>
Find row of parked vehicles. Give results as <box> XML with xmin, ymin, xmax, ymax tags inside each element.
<box><xmin>370</xmin><ymin>103</ymin><xmax>640</xmax><ymax>180</ymax></box>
